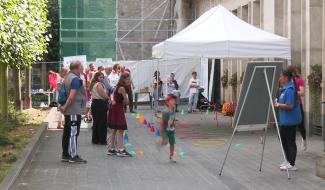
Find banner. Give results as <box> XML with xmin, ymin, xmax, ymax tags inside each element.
<box><xmin>63</xmin><ymin>55</ymin><xmax>87</xmax><ymax>69</ymax></box>
<box><xmin>95</xmin><ymin>58</ymin><xmax>113</xmax><ymax>68</ymax></box>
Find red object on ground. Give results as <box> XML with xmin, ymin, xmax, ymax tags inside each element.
<box><xmin>150</xmin><ymin>126</ymin><xmax>155</xmax><ymax>133</ymax></box>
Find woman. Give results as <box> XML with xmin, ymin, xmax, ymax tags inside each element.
<box><xmin>108</xmin><ymin>64</ymin><xmax>122</xmax><ymax>89</ymax></box>
<box><xmin>167</xmin><ymin>73</ymin><xmax>180</xmax><ymax>112</ymax></box>
<box><xmin>107</xmin><ymin>73</ymin><xmax>132</xmax><ymax>157</ymax></box>
<box><xmin>274</xmin><ymin>69</ymin><xmax>302</xmax><ymax>171</ymax></box>
<box><xmin>124</xmin><ymin>68</ymin><xmax>135</xmax><ymax>113</ymax></box>
<box><xmin>153</xmin><ymin>71</ymin><xmax>163</xmax><ymax>113</ymax></box>
<box><xmin>90</xmin><ymin>72</ymin><xmax>109</xmax><ymax>145</ymax></box>
<box><xmin>56</xmin><ymin>68</ymin><xmax>68</xmax><ymax>129</ymax></box>
<box><xmin>288</xmin><ymin>65</ymin><xmax>307</xmax><ymax>150</ymax></box>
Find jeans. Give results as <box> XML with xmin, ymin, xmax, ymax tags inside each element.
<box><xmin>62</xmin><ymin>115</ymin><xmax>81</xmax><ymax>158</ymax></box>
<box><xmin>188</xmin><ymin>93</ymin><xmax>198</xmax><ymax>112</ymax></box>
<box><xmin>280</xmin><ymin>126</ymin><xmax>297</xmax><ymax>166</ymax></box>
<box><xmin>153</xmin><ymin>88</ymin><xmax>161</xmax><ymax>113</ymax></box>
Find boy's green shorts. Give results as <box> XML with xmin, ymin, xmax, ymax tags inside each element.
<box><xmin>163</xmin><ymin>131</ymin><xmax>176</xmax><ymax>145</ymax></box>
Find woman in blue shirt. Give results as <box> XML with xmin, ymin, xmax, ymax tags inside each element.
<box><xmin>274</xmin><ymin>69</ymin><xmax>302</xmax><ymax>171</ymax></box>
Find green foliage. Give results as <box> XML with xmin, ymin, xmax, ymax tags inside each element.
<box><xmin>308</xmin><ymin>64</ymin><xmax>322</xmax><ymax>90</ymax></box>
<box><xmin>0</xmin><ymin>0</ymin><xmax>50</xmax><ymax>68</ymax></box>
<box><xmin>221</xmin><ymin>69</ymin><xmax>228</xmax><ymax>88</ymax></box>
<box><xmin>308</xmin><ymin>64</ymin><xmax>322</xmax><ymax>126</ymax></box>
<box><xmin>229</xmin><ymin>72</ymin><xmax>237</xmax><ymax>88</ymax></box>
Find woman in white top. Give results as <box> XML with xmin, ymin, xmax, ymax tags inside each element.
<box><xmin>108</xmin><ymin>64</ymin><xmax>122</xmax><ymax>89</ymax></box>
<box><xmin>90</xmin><ymin>72</ymin><xmax>109</xmax><ymax>145</ymax></box>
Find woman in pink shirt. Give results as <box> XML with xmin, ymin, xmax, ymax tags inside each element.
<box><xmin>288</xmin><ymin>65</ymin><xmax>307</xmax><ymax>150</ymax></box>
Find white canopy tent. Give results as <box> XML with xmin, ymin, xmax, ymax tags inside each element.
<box><xmin>152</xmin><ymin>5</ymin><xmax>291</xmax><ymax>59</ymax></box>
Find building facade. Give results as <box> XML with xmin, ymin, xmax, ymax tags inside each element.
<box><xmin>187</xmin><ymin>0</ymin><xmax>323</xmax><ymax>137</ymax></box>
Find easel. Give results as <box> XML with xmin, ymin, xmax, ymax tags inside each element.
<box><xmin>219</xmin><ymin>65</ymin><xmax>291</xmax><ymax>179</ymax></box>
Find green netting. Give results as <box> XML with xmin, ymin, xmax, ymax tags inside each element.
<box><xmin>59</xmin><ymin>0</ymin><xmax>116</xmax><ymax>61</ymax></box>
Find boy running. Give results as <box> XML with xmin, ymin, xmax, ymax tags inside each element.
<box><xmin>160</xmin><ymin>94</ymin><xmax>177</xmax><ymax>163</ymax></box>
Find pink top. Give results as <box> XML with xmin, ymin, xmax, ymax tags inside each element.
<box><xmin>294</xmin><ymin>76</ymin><xmax>304</xmax><ymax>104</ymax></box>
<box><xmin>48</xmin><ymin>74</ymin><xmax>58</xmax><ymax>90</ymax></box>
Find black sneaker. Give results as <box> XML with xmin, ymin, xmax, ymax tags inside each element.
<box><xmin>107</xmin><ymin>149</ymin><xmax>117</xmax><ymax>156</ymax></box>
<box><xmin>116</xmin><ymin>149</ymin><xmax>132</xmax><ymax>157</ymax></box>
<box><xmin>69</xmin><ymin>155</ymin><xmax>87</xmax><ymax>164</ymax></box>
<box><xmin>61</xmin><ymin>155</ymin><xmax>70</xmax><ymax>162</ymax></box>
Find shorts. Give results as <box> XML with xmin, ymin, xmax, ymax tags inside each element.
<box><xmin>163</xmin><ymin>131</ymin><xmax>175</xmax><ymax>145</ymax></box>
<box><xmin>86</xmin><ymin>100</ymin><xmax>92</xmax><ymax>108</ymax></box>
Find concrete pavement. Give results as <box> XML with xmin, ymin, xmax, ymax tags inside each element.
<box><xmin>12</xmin><ymin>106</ymin><xmax>325</xmax><ymax>190</ymax></box>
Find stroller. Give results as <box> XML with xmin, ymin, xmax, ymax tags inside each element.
<box><xmin>197</xmin><ymin>88</ymin><xmax>221</xmax><ymax>112</ymax></box>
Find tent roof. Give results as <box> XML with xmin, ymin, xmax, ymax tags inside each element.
<box><xmin>152</xmin><ymin>5</ymin><xmax>291</xmax><ymax>59</ymax></box>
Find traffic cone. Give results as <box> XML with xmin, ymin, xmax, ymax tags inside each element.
<box><xmin>123</xmin><ymin>133</ymin><xmax>129</xmax><ymax>142</ymax></box>
<box><xmin>154</xmin><ymin>129</ymin><xmax>160</xmax><ymax>137</ymax></box>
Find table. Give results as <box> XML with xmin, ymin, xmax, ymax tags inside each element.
<box><xmin>134</xmin><ymin>91</ymin><xmax>152</xmax><ymax>110</ymax></box>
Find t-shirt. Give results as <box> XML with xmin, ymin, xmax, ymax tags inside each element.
<box><xmin>108</xmin><ymin>72</ymin><xmax>120</xmax><ymax>88</ymax></box>
<box><xmin>162</xmin><ymin>109</ymin><xmax>176</xmax><ymax>132</ymax></box>
<box><xmin>294</xmin><ymin>76</ymin><xmax>304</xmax><ymax>104</ymax></box>
<box><xmin>189</xmin><ymin>78</ymin><xmax>199</xmax><ymax>94</ymax></box>
<box><xmin>70</xmin><ymin>77</ymin><xmax>82</xmax><ymax>90</ymax></box>
<box><xmin>278</xmin><ymin>82</ymin><xmax>302</xmax><ymax>126</ymax></box>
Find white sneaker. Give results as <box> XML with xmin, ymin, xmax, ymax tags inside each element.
<box><xmin>280</xmin><ymin>164</ymin><xmax>297</xmax><ymax>171</ymax></box>
<box><xmin>169</xmin><ymin>156</ymin><xmax>177</xmax><ymax>163</ymax></box>
<box><xmin>301</xmin><ymin>139</ymin><xmax>307</xmax><ymax>151</ymax></box>
<box><xmin>279</xmin><ymin>161</ymin><xmax>289</xmax><ymax>167</ymax></box>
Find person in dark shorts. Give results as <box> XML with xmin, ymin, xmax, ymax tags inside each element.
<box><xmin>160</xmin><ymin>94</ymin><xmax>177</xmax><ymax>163</ymax></box>
<box><xmin>107</xmin><ymin>73</ymin><xmax>133</xmax><ymax>157</ymax></box>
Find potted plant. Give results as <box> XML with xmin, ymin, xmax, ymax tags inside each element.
<box><xmin>307</xmin><ymin>64</ymin><xmax>322</xmax><ymax>135</ymax></box>
<box><xmin>221</xmin><ymin>69</ymin><xmax>228</xmax><ymax>102</ymax></box>
<box><xmin>229</xmin><ymin>72</ymin><xmax>238</xmax><ymax>102</ymax></box>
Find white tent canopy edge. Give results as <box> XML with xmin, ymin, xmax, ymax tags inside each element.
<box><xmin>152</xmin><ymin>5</ymin><xmax>291</xmax><ymax>60</ymax></box>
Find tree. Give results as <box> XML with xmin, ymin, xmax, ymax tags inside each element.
<box><xmin>0</xmin><ymin>0</ymin><xmax>50</xmax><ymax>115</ymax></box>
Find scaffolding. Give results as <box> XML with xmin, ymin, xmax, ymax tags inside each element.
<box><xmin>59</xmin><ymin>0</ymin><xmax>195</xmax><ymax>61</ymax></box>
<box><xmin>116</xmin><ymin>0</ymin><xmax>177</xmax><ymax>60</ymax></box>
<box><xmin>59</xmin><ymin>0</ymin><xmax>116</xmax><ymax>61</ymax></box>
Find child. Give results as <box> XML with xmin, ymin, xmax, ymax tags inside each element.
<box><xmin>160</xmin><ymin>94</ymin><xmax>177</xmax><ymax>163</ymax></box>
<box><xmin>188</xmin><ymin>71</ymin><xmax>200</xmax><ymax>113</ymax></box>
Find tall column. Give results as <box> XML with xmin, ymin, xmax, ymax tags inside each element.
<box><xmin>263</xmin><ymin>0</ymin><xmax>275</xmax><ymax>33</ymax></box>
<box><xmin>316</xmin><ymin>0</ymin><xmax>325</xmax><ymax>179</ymax></box>
<box><xmin>301</xmin><ymin>0</ymin><xmax>311</xmax><ymax>136</ymax></box>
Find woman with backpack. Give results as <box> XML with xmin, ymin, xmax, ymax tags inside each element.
<box><xmin>90</xmin><ymin>72</ymin><xmax>110</xmax><ymax>145</ymax></box>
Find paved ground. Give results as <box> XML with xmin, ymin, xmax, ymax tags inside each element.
<box><xmin>13</xmin><ymin>105</ymin><xmax>325</xmax><ymax>190</ymax></box>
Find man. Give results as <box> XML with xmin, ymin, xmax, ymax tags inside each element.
<box><xmin>104</xmin><ymin>66</ymin><xmax>113</xmax><ymax>77</ymax></box>
<box><xmin>188</xmin><ymin>71</ymin><xmax>200</xmax><ymax>113</ymax></box>
<box><xmin>60</xmin><ymin>61</ymin><xmax>87</xmax><ymax>163</ymax></box>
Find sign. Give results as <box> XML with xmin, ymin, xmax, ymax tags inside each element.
<box><xmin>63</xmin><ymin>55</ymin><xmax>87</xmax><ymax>69</ymax></box>
<box><xmin>95</xmin><ymin>58</ymin><xmax>113</xmax><ymax>67</ymax></box>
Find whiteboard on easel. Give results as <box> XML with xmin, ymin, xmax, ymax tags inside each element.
<box><xmin>234</xmin><ymin>62</ymin><xmax>283</xmax><ymax>131</ymax></box>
